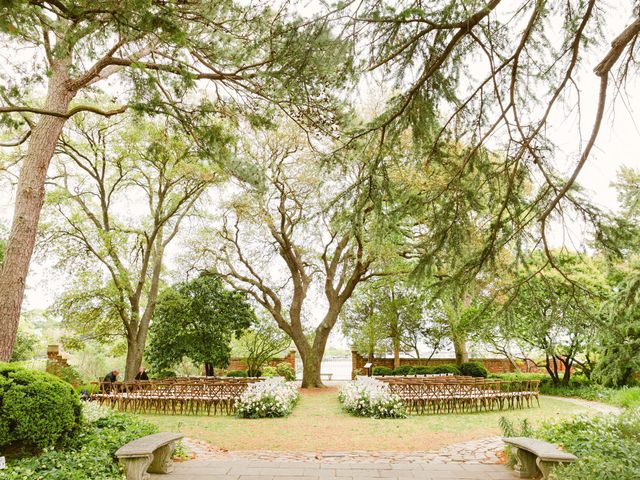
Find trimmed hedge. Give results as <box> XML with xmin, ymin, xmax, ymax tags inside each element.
<box><xmin>226</xmin><ymin>370</ymin><xmax>247</xmax><ymax>377</ymax></box>
<box><xmin>0</xmin><ymin>363</ymin><xmax>82</xmax><ymax>450</ymax></box>
<box><xmin>372</xmin><ymin>366</ymin><xmax>393</xmax><ymax>376</ymax></box>
<box><xmin>432</xmin><ymin>364</ymin><xmax>461</xmax><ymax>375</ymax></box>
<box><xmin>460</xmin><ymin>362</ymin><xmax>488</xmax><ymax>378</ymax></box>
<box><xmin>411</xmin><ymin>366</ymin><xmax>433</xmax><ymax>375</ymax></box>
<box><xmin>393</xmin><ymin>365</ymin><xmax>413</xmax><ymax>376</ymax></box>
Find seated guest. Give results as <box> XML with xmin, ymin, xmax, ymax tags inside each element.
<box><xmin>135</xmin><ymin>367</ymin><xmax>149</xmax><ymax>381</ymax></box>
<box><xmin>101</xmin><ymin>369</ymin><xmax>119</xmax><ymax>392</ymax></box>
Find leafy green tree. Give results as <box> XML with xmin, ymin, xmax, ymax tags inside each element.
<box><xmin>592</xmin><ymin>167</ymin><xmax>640</xmax><ymax>386</ymax></box>
<box><xmin>147</xmin><ymin>275</ymin><xmax>255</xmax><ymax>376</ymax></box>
<box><xmin>10</xmin><ymin>330</ymin><xmax>38</xmax><ymax>362</ymax></box>
<box><xmin>342</xmin><ymin>280</ymin><xmax>447</xmax><ymax>365</ymax></box>
<box><xmin>46</xmin><ymin>116</ymin><xmax>221</xmax><ymax>379</ymax></box>
<box><xmin>0</xmin><ymin>0</ymin><xmax>352</xmax><ymax>361</ymax></box>
<box><xmin>592</xmin><ymin>269</ymin><xmax>640</xmax><ymax>386</ymax></box>
<box><xmin>235</xmin><ymin>318</ymin><xmax>291</xmax><ymax>377</ymax></box>
<box><xmin>496</xmin><ymin>252</ymin><xmax>609</xmax><ymax>384</ymax></box>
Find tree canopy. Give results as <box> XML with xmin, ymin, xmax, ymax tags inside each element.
<box><xmin>146</xmin><ymin>274</ymin><xmax>255</xmax><ymax>376</ymax></box>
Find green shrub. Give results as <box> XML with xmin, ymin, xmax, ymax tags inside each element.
<box><xmin>393</xmin><ymin>365</ymin><xmax>413</xmax><ymax>376</ymax></box>
<box><xmin>227</xmin><ymin>369</ymin><xmax>247</xmax><ymax>377</ymax></box>
<box><xmin>432</xmin><ymin>364</ymin><xmax>461</xmax><ymax>375</ymax></box>
<box><xmin>262</xmin><ymin>366</ymin><xmax>278</xmax><ymax>377</ymax></box>
<box><xmin>372</xmin><ymin>366</ymin><xmax>393</xmax><ymax>376</ymax></box>
<box><xmin>0</xmin><ymin>363</ymin><xmax>82</xmax><ymax>451</ymax></box>
<box><xmin>460</xmin><ymin>362</ymin><xmax>488</xmax><ymax>378</ymax></box>
<box><xmin>489</xmin><ymin>372</ymin><xmax>548</xmax><ymax>382</ymax></box>
<box><xmin>150</xmin><ymin>369</ymin><xmax>176</xmax><ymax>379</ymax></box>
<box><xmin>536</xmin><ymin>410</ymin><xmax>640</xmax><ymax>480</ymax></box>
<box><xmin>608</xmin><ymin>387</ymin><xmax>640</xmax><ymax>409</ymax></box>
<box><xmin>0</xmin><ymin>410</ymin><xmax>158</xmax><ymax>479</ymax></box>
<box><xmin>411</xmin><ymin>365</ymin><xmax>434</xmax><ymax>375</ymax></box>
<box><xmin>275</xmin><ymin>362</ymin><xmax>296</xmax><ymax>381</ymax></box>
<box><xmin>46</xmin><ymin>361</ymin><xmax>84</xmax><ymax>386</ymax></box>
<box><xmin>246</xmin><ymin>368</ymin><xmax>262</xmax><ymax>377</ymax></box>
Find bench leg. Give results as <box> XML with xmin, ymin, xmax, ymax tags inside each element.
<box><xmin>536</xmin><ymin>458</ymin><xmax>564</xmax><ymax>479</ymax></box>
<box><xmin>148</xmin><ymin>440</ymin><xmax>178</xmax><ymax>474</ymax></box>
<box><xmin>120</xmin><ymin>454</ymin><xmax>153</xmax><ymax>480</ymax></box>
<box><xmin>513</xmin><ymin>447</ymin><xmax>540</xmax><ymax>478</ymax></box>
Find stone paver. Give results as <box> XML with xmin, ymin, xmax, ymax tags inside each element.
<box><xmin>153</xmin><ymin>437</ymin><xmax>516</xmax><ymax>480</ymax></box>
<box><xmin>182</xmin><ymin>436</ymin><xmax>504</xmax><ymax>465</ymax></box>
<box><xmin>152</xmin><ymin>460</ymin><xmax>517</xmax><ymax>479</ymax></box>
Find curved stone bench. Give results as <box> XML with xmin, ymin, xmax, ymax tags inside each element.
<box><xmin>503</xmin><ymin>436</ymin><xmax>577</xmax><ymax>479</ymax></box>
<box><xmin>115</xmin><ymin>432</ymin><xmax>184</xmax><ymax>480</ymax></box>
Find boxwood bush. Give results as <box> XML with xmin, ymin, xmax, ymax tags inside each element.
<box><xmin>460</xmin><ymin>362</ymin><xmax>488</xmax><ymax>378</ymax></box>
<box><xmin>226</xmin><ymin>369</ymin><xmax>247</xmax><ymax>377</ymax></box>
<box><xmin>393</xmin><ymin>365</ymin><xmax>413</xmax><ymax>376</ymax></box>
<box><xmin>411</xmin><ymin>365</ymin><xmax>434</xmax><ymax>375</ymax></box>
<box><xmin>0</xmin><ymin>363</ymin><xmax>82</xmax><ymax>451</ymax></box>
<box><xmin>372</xmin><ymin>366</ymin><xmax>393</xmax><ymax>376</ymax></box>
<box><xmin>432</xmin><ymin>364</ymin><xmax>461</xmax><ymax>375</ymax></box>
<box><xmin>0</xmin><ymin>407</ymin><xmax>158</xmax><ymax>480</ymax></box>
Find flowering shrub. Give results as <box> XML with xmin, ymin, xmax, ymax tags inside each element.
<box><xmin>236</xmin><ymin>377</ymin><xmax>299</xmax><ymax>418</ymax></box>
<box><xmin>339</xmin><ymin>377</ymin><xmax>406</xmax><ymax>418</ymax></box>
<box><xmin>81</xmin><ymin>401</ymin><xmax>112</xmax><ymax>423</ymax></box>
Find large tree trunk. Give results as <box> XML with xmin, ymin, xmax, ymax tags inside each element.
<box><xmin>125</xmin><ymin>335</ymin><xmax>145</xmax><ymax>380</ymax></box>
<box><xmin>0</xmin><ymin>59</ymin><xmax>74</xmax><ymax>361</ymax></box>
<box><xmin>299</xmin><ymin>321</ymin><xmax>333</xmax><ymax>388</ymax></box>
<box><xmin>301</xmin><ymin>349</ymin><xmax>323</xmax><ymax>388</ymax></box>
<box><xmin>123</xmin><ymin>242</ymin><xmax>164</xmax><ymax>380</ymax></box>
<box><xmin>452</xmin><ymin>333</ymin><xmax>469</xmax><ymax>365</ymax></box>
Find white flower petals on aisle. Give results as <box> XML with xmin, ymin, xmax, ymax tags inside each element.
<box><xmin>236</xmin><ymin>377</ymin><xmax>299</xmax><ymax>418</ymax></box>
<box><xmin>339</xmin><ymin>377</ymin><xmax>407</xmax><ymax>419</ymax></box>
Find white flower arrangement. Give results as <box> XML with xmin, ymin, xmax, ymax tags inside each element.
<box><xmin>339</xmin><ymin>377</ymin><xmax>407</xmax><ymax>419</ymax></box>
<box><xmin>236</xmin><ymin>377</ymin><xmax>299</xmax><ymax>418</ymax></box>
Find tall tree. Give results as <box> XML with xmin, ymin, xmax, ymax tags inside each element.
<box><xmin>0</xmin><ymin>0</ymin><xmax>352</xmax><ymax>360</ymax></box>
<box><xmin>592</xmin><ymin>167</ymin><xmax>640</xmax><ymax>386</ymax></box>
<box><xmin>343</xmin><ymin>1</ymin><xmax>640</xmax><ymax>281</ymax></box>
<box><xmin>341</xmin><ymin>279</ymin><xmax>447</xmax><ymax>365</ymax></box>
<box><xmin>45</xmin><ymin>116</ymin><xmax>220</xmax><ymax>378</ymax></box>
<box><xmin>495</xmin><ymin>251</ymin><xmax>609</xmax><ymax>384</ymax></box>
<box><xmin>146</xmin><ymin>274</ymin><xmax>255</xmax><ymax>377</ymax></box>
<box><xmin>202</xmin><ymin>125</ymin><xmax>377</xmax><ymax>387</ymax></box>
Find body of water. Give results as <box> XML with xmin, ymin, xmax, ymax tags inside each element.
<box><xmin>295</xmin><ymin>358</ymin><xmax>352</xmax><ymax>380</ymax></box>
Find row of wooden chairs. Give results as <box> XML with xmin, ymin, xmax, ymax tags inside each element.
<box><xmin>381</xmin><ymin>379</ymin><xmax>540</xmax><ymax>414</ymax></box>
<box><xmin>90</xmin><ymin>379</ymin><xmax>261</xmax><ymax>415</ymax></box>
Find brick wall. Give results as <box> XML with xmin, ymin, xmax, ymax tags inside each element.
<box><xmin>228</xmin><ymin>350</ymin><xmax>296</xmax><ymax>372</ymax></box>
<box><xmin>351</xmin><ymin>350</ymin><xmax>518</xmax><ymax>376</ymax></box>
<box><xmin>46</xmin><ymin>345</ymin><xmax>70</xmax><ymax>369</ymax></box>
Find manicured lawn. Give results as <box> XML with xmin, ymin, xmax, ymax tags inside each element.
<box><xmin>138</xmin><ymin>387</ymin><xmax>592</xmax><ymax>451</ymax></box>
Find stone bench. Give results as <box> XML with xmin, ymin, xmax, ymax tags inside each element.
<box><xmin>503</xmin><ymin>436</ymin><xmax>577</xmax><ymax>479</ymax></box>
<box><xmin>320</xmin><ymin>373</ymin><xmax>333</xmax><ymax>381</ymax></box>
<box><xmin>115</xmin><ymin>432</ymin><xmax>184</xmax><ymax>480</ymax></box>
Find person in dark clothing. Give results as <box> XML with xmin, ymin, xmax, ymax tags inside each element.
<box><xmin>135</xmin><ymin>367</ymin><xmax>149</xmax><ymax>381</ymax></box>
<box><xmin>101</xmin><ymin>369</ymin><xmax>119</xmax><ymax>392</ymax></box>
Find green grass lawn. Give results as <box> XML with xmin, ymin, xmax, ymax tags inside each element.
<box><xmin>138</xmin><ymin>387</ymin><xmax>593</xmax><ymax>451</ymax></box>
